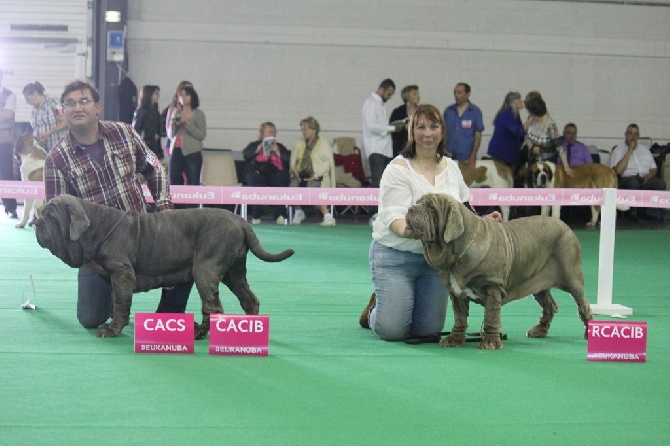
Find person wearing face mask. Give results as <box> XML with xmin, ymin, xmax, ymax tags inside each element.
<box><xmin>359</xmin><ymin>104</ymin><xmax>501</xmax><ymax>341</ymax></box>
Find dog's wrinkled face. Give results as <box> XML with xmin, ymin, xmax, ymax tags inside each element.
<box><xmin>34</xmin><ymin>196</ymin><xmax>90</xmax><ymax>268</ymax></box>
<box><xmin>406</xmin><ymin>193</ymin><xmax>465</xmax><ymax>245</ymax></box>
<box><xmin>530</xmin><ymin>162</ymin><xmax>555</xmax><ymax>188</ymax></box>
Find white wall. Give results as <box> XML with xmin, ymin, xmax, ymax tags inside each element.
<box><xmin>126</xmin><ymin>0</ymin><xmax>670</xmax><ymax>156</ymax></box>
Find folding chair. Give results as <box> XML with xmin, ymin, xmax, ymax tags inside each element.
<box><xmin>200</xmin><ymin>152</ymin><xmax>246</xmax><ymax>219</ymax></box>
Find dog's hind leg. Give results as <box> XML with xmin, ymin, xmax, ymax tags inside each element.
<box><xmin>193</xmin><ymin>267</ymin><xmax>225</xmax><ymax>340</ymax></box>
<box><xmin>441</xmin><ymin>293</ymin><xmax>469</xmax><ymax>347</ymax></box>
<box><xmin>222</xmin><ymin>258</ymin><xmax>260</xmax><ymax>315</ymax></box>
<box><xmin>587</xmin><ymin>205</ymin><xmax>600</xmax><ymax>227</ymax></box>
<box><xmin>527</xmin><ymin>289</ymin><xmax>558</xmax><ymax>338</ymax></box>
<box><xmin>564</xmin><ymin>283</ymin><xmax>593</xmax><ymax>340</ymax></box>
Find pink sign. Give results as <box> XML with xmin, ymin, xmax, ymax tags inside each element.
<box><xmin>587</xmin><ymin>320</ymin><xmax>647</xmax><ymax>362</ymax></box>
<box><xmin>209</xmin><ymin>314</ymin><xmax>270</xmax><ymax>356</ymax></box>
<box><xmin>134</xmin><ymin>313</ymin><xmax>194</xmax><ymax>354</ymax></box>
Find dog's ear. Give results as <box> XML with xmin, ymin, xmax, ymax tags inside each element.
<box><xmin>442</xmin><ymin>197</ymin><xmax>465</xmax><ymax>244</ymax></box>
<box><xmin>63</xmin><ymin>197</ymin><xmax>90</xmax><ymax>241</ymax></box>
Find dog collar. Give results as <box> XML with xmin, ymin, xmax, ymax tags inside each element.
<box><xmin>92</xmin><ymin>210</ymin><xmax>129</xmax><ymax>258</ymax></box>
<box><xmin>455</xmin><ymin>219</ymin><xmax>481</xmax><ymax>262</ymax></box>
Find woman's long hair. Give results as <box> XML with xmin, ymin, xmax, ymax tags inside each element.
<box><xmin>493</xmin><ymin>91</ymin><xmax>521</xmax><ymax>124</ymax></box>
<box><xmin>400</xmin><ymin>104</ymin><xmax>447</xmax><ymax>160</ymax></box>
<box><xmin>137</xmin><ymin>85</ymin><xmax>159</xmax><ymax>110</ymax></box>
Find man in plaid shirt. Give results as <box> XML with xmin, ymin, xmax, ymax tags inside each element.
<box><xmin>44</xmin><ymin>80</ymin><xmax>193</xmax><ymax>329</ymax></box>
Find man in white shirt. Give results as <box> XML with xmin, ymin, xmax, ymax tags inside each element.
<box><xmin>610</xmin><ymin>123</ymin><xmax>666</xmax><ymax>219</ymax></box>
<box><xmin>362</xmin><ymin>79</ymin><xmax>403</xmax><ymax>188</ymax></box>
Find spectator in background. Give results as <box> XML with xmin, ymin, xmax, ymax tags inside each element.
<box><xmin>559</xmin><ymin>123</ymin><xmax>593</xmax><ymax>167</ymax></box>
<box><xmin>443</xmin><ymin>82</ymin><xmax>484</xmax><ymax>166</ymax></box>
<box><xmin>290</xmin><ymin>116</ymin><xmax>337</xmax><ymax>227</ymax></box>
<box><xmin>22</xmin><ymin>81</ymin><xmax>68</xmax><ymax>152</ymax></box>
<box><xmin>524</xmin><ymin>96</ymin><xmax>572</xmax><ymax>176</ymax></box>
<box><xmin>243</xmin><ymin>121</ymin><xmax>291</xmax><ymax>224</ymax></box>
<box><xmin>610</xmin><ymin>123</ymin><xmax>665</xmax><ymax>219</ymax></box>
<box><xmin>169</xmin><ymin>85</ymin><xmax>206</xmax><ymax>208</ymax></box>
<box><xmin>362</xmin><ymin>79</ymin><xmax>403</xmax><ymax>188</ymax></box>
<box><xmin>133</xmin><ymin>85</ymin><xmax>164</xmax><ymax>161</ymax></box>
<box><xmin>389</xmin><ymin>85</ymin><xmax>420</xmax><ymax>157</ymax></box>
<box><xmin>163</xmin><ymin>80</ymin><xmax>192</xmax><ymax>160</ymax></box>
<box><xmin>487</xmin><ymin>91</ymin><xmax>530</xmax><ymax>169</ymax></box>
<box><xmin>0</xmin><ymin>67</ymin><xmax>18</xmax><ymax>218</ymax></box>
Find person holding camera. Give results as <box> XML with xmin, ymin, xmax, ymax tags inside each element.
<box><xmin>242</xmin><ymin>121</ymin><xmax>290</xmax><ymax>224</ymax></box>
<box><xmin>289</xmin><ymin>116</ymin><xmax>337</xmax><ymax>226</ymax></box>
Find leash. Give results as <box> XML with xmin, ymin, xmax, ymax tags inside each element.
<box><xmin>454</xmin><ymin>218</ymin><xmax>481</xmax><ymax>262</ymax></box>
<box><xmin>404</xmin><ymin>331</ymin><xmax>508</xmax><ymax>345</ymax></box>
<box><xmin>91</xmin><ymin>210</ymin><xmax>129</xmax><ymax>258</ymax></box>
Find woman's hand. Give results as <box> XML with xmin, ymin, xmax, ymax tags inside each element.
<box><xmin>485</xmin><ymin>211</ymin><xmax>503</xmax><ymax>223</ymax></box>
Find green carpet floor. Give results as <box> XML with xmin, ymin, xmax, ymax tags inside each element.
<box><xmin>1</xmin><ymin>216</ymin><xmax>669</xmax><ymax>445</ymax></box>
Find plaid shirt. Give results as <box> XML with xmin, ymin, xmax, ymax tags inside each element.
<box><xmin>44</xmin><ymin>121</ymin><xmax>173</xmax><ymax>212</ymax></box>
<box><xmin>30</xmin><ymin>96</ymin><xmax>68</xmax><ymax>152</ymax></box>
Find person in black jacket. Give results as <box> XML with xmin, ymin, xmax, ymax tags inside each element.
<box><xmin>132</xmin><ymin>85</ymin><xmax>164</xmax><ymax>160</ymax></box>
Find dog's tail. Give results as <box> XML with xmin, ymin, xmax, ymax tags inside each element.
<box><xmin>243</xmin><ymin>225</ymin><xmax>295</xmax><ymax>262</ymax></box>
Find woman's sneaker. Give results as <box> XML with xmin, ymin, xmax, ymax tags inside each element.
<box><xmin>292</xmin><ymin>209</ymin><xmax>306</xmax><ymax>224</ymax></box>
<box><xmin>320</xmin><ymin>213</ymin><xmax>336</xmax><ymax>227</ymax></box>
<box><xmin>359</xmin><ymin>293</ymin><xmax>376</xmax><ymax>329</ymax></box>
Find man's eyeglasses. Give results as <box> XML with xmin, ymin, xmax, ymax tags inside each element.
<box><xmin>62</xmin><ymin>98</ymin><xmax>94</xmax><ymax>109</ymax></box>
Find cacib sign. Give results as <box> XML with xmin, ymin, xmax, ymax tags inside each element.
<box><xmin>209</xmin><ymin>314</ymin><xmax>270</xmax><ymax>356</ymax></box>
<box><xmin>587</xmin><ymin>320</ymin><xmax>647</xmax><ymax>362</ymax></box>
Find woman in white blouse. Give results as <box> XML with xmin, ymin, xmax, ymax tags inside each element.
<box><xmin>360</xmin><ymin>104</ymin><xmax>501</xmax><ymax>341</ymax></box>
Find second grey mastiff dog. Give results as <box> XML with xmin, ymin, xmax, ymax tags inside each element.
<box><xmin>35</xmin><ymin>195</ymin><xmax>294</xmax><ymax>339</ymax></box>
<box><xmin>405</xmin><ymin>193</ymin><xmax>592</xmax><ymax>350</ymax></box>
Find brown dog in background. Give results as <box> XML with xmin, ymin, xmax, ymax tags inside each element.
<box><xmin>13</xmin><ymin>133</ymin><xmax>47</xmax><ymax>228</ymax></box>
<box><xmin>530</xmin><ymin>161</ymin><xmax>621</xmax><ymax>227</ymax></box>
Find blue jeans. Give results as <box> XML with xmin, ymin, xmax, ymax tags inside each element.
<box><xmin>77</xmin><ymin>265</ymin><xmax>194</xmax><ymax>329</ymax></box>
<box><xmin>368</xmin><ymin>241</ymin><xmax>448</xmax><ymax>341</ymax></box>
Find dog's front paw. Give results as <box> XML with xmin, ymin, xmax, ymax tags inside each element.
<box><xmin>15</xmin><ymin>223</ymin><xmax>26</xmax><ymax>229</ymax></box>
<box><xmin>526</xmin><ymin>324</ymin><xmax>549</xmax><ymax>338</ymax></box>
<box><xmin>96</xmin><ymin>323</ymin><xmax>122</xmax><ymax>338</ymax></box>
<box><xmin>194</xmin><ymin>323</ymin><xmax>210</xmax><ymax>340</ymax></box>
<box><xmin>440</xmin><ymin>332</ymin><xmax>465</xmax><ymax>347</ymax></box>
<box><xmin>477</xmin><ymin>335</ymin><xmax>503</xmax><ymax>350</ymax></box>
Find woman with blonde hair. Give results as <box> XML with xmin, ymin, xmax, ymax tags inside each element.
<box><xmin>289</xmin><ymin>116</ymin><xmax>337</xmax><ymax>226</ymax></box>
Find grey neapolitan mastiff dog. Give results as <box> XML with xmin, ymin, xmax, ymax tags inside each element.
<box><xmin>405</xmin><ymin>193</ymin><xmax>592</xmax><ymax>350</ymax></box>
<box><xmin>35</xmin><ymin>195</ymin><xmax>294</xmax><ymax>339</ymax></box>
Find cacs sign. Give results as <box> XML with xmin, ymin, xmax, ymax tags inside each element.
<box><xmin>209</xmin><ymin>314</ymin><xmax>270</xmax><ymax>356</ymax></box>
<box><xmin>587</xmin><ymin>320</ymin><xmax>647</xmax><ymax>363</ymax></box>
<box><xmin>134</xmin><ymin>313</ymin><xmax>194</xmax><ymax>354</ymax></box>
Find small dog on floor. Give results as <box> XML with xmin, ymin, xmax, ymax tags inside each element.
<box><xmin>14</xmin><ymin>133</ymin><xmax>47</xmax><ymax>228</ymax></box>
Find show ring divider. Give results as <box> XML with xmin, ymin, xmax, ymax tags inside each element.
<box><xmin>6</xmin><ymin>181</ymin><xmax>670</xmax><ymax>319</ymax></box>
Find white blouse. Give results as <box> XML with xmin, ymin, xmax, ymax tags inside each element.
<box><xmin>372</xmin><ymin>156</ymin><xmax>471</xmax><ymax>253</ymax></box>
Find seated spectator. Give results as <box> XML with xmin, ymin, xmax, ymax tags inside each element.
<box><xmin>558</xmin><ymin>123</ymin><xmax>592</xmax><ymax>167</ymax></box>
<box><xmin>243</xmin><ymin>122</ymin><xmax>290</xmax><ymax>224</ymax></box>
<box><xmin>289</xmin><ymin>116</ymin><xmax>337</xmax><ymax>227</ymax></box>
<box><xmin>610</xmin><ymin>123</ymin><xmax>666</xmax><ymax>219</ymax></box>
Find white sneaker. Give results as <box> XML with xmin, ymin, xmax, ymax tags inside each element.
<box><xmin>276</xmin><ymin>216</ymin><xmax>286</xmax><ymax>225</ymax></box>
<box><xmin>251</xmin><ymin>218</ymin><xmax>262</xmax><ymax>224</ymax></box>
<box><xmin>292</xmin><ymin>209</ymin><xmax>306</xmax><ymax>224</ymax></box>
<box><xmin>320</xmin><ymin>214</ymin><xmax>336</xmax><ymax>227</ymax></box>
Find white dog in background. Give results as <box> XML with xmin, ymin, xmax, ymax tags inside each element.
<box><xmin>13</xmin><ymin>134</ymin><xmax>47</xmax><ymax>228</ymax></box>
<box><xmin>459</xmin><ymin>159</ymin><xmax>514</xmax><ymax>221</ymax></box>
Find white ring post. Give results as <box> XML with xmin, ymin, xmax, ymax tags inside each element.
<box><xmin>591</xmin><ymin>188</ymin><xmax>633</xmax><ymax>316</ymax></box>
